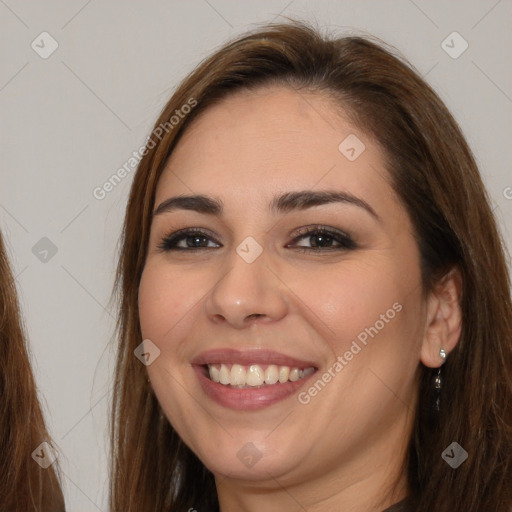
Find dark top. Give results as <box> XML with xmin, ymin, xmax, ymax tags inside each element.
<box><xmin>381</xmin><ymin>498</ymin><xmax>410</xmax><ymax>512</ymax></box>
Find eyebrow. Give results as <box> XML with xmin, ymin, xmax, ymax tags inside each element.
<box><xmin>153</xmin><ymin>190</ymin><xmax>380</xmax><ymax>222</ymax></box>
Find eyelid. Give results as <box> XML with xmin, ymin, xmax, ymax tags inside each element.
<box><xmin>290</xmin><ymin>224</ymin><xmax>353</xmax><ymax>241</ymax></box>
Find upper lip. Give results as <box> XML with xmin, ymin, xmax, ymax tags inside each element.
<box><xmin>191</xmin><ymin>348</ymin><xmax>318</xmax><ymax>368</ymax></box>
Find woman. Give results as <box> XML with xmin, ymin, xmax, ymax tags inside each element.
<box><xmin>0</xmin><ymin>231</ymin><xmax>65</xmax><ymax>511</ymax></box>
<box><xmin>110</xmin><ymin>21</ymin><xmax>512</xmax><ymax>511</ymax></box>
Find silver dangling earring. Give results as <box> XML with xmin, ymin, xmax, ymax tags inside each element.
<box><xmin>433</xmin><ymin>348</ymin><xmax>446</xmax><ymax>412</ymax></box>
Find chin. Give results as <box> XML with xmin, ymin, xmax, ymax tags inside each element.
<box><xmin>193</xmin><ymin>437</ymin><xmax>305</xmax><ymax>482</ymax></box>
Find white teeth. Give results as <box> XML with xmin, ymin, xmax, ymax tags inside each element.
<box><xmin>206</xmin><ymin>363</ymin><xmax>315</xmax><ymax>387</ymax></box>
<box><xmin>209</xmin><ymin>365</ymin><xmax>220</xmax><ymax>383</ymax></box>
<box><xmin>279</xmin><ymin>366</ymin><xmax>290</xmax><ymax>383</ymax></box>
<box><xmin>219</xmin><ymin>364</ymin><xmax>230</xmax><ymax>385</ymax></box>
<box><xmin>230</xmin><ymin>364</ymin><xmax>245</xmax><ymax>386</ymax></box>
<box><xmin>246</xmin><ymin>365</ymin><xmax>264</xmax><ymax>386</ymax></box>
<box><xmin>289</xmin><ymin>368</ymin><xmax>300</xmax><ymax>382</ymax></box>
<box><xmin>264</xmin><ymin>365</ymin><xmax>279</xmax><ymax>384</ymax></box>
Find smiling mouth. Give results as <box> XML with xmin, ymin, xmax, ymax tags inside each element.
<box><xmin>203</xmin><ymin>363</ymin><xmax>316</xmax><ymax>388</ymax></box>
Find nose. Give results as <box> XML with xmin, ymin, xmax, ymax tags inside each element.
<box><xmin>205</xmin><ymin>247</ymin><xmax>288</xmax><ymax>329</ymax></box>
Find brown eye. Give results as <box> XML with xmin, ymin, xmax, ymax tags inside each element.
<box><xmin>158</xmin><ymin>229</ymin><xmax>221</xmax><ymax>252</ymax></box>
<box><xmin>289</xmin><ymin>226</ymin><xmax>357</xmax><ymax>252</ymax></box>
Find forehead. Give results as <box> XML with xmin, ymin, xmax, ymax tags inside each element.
<box><xmin>156</xmin><ymin>86</ymin><xmax>398</xmax><ymax>221</ymax></box>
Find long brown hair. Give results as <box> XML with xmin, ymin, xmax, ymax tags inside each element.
<box><xmin>110</xmin><ymin>20</ymin><xmax>512</xmax><ymax>511</ymax></box>
<box><xmin>0</xmin><ymin>230</ymin><xmax>65</xmax><ymax>511</ymax></box>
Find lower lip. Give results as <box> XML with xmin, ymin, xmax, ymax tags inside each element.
<box><xmin>193</xmin><ymin>365</ymin><xmax>317</xmax><ymax>411</ymax></box>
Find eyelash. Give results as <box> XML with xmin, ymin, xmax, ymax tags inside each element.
<box><xmin>157</xmin><ymin>225</ymin><xmax>357</xmax><ymax>253</ymax></box>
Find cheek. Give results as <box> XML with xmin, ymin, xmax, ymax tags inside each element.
<box><xmin>138</xmin><ymin>268</ymin><xmax>171</xmax><ymax>342</ymax></box>
<box><xmin>137</xmin><ymin>265</ymin><xmax>192</xmax><ymax>378</ymax></box>
<box><xmin>292</xmin><ymin>260</ymin><xmax>406</xmax><ymax>350</ymax></box>
<box><xmin>138</xmin><ymin>264</ymin><xmax>202</xmax><ymax>434</ymax></box>
<box><xmin>138</xmin><ymin>262</ymin><xmax>201</xmax><ymax>344</ymax></box>
<box><xmin>294</xmin><ymin>263</ymin><xmax>421</xmax><ymax>420</ymax></box>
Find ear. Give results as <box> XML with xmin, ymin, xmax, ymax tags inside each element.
<box><xmin>420</xmin><ymin>266</ymin><xmax>463</xmax><ymax>368</ymax></box>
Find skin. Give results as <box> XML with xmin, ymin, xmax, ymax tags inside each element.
<box><xmin>138</xmin><ymin>86</ymin><xmax>462</xmax><ymax>512</ymax></box>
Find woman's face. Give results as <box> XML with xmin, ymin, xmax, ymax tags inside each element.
<box><xmin>139</xmin><ymin>86</ymin><xmax>426</xmax><ymax>490</ymax></box>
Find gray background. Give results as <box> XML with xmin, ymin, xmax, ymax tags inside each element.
<box><xmin>1</xmin><ymin>1</ymin><xmax>511</xmax><ymax>510</ymax></box>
